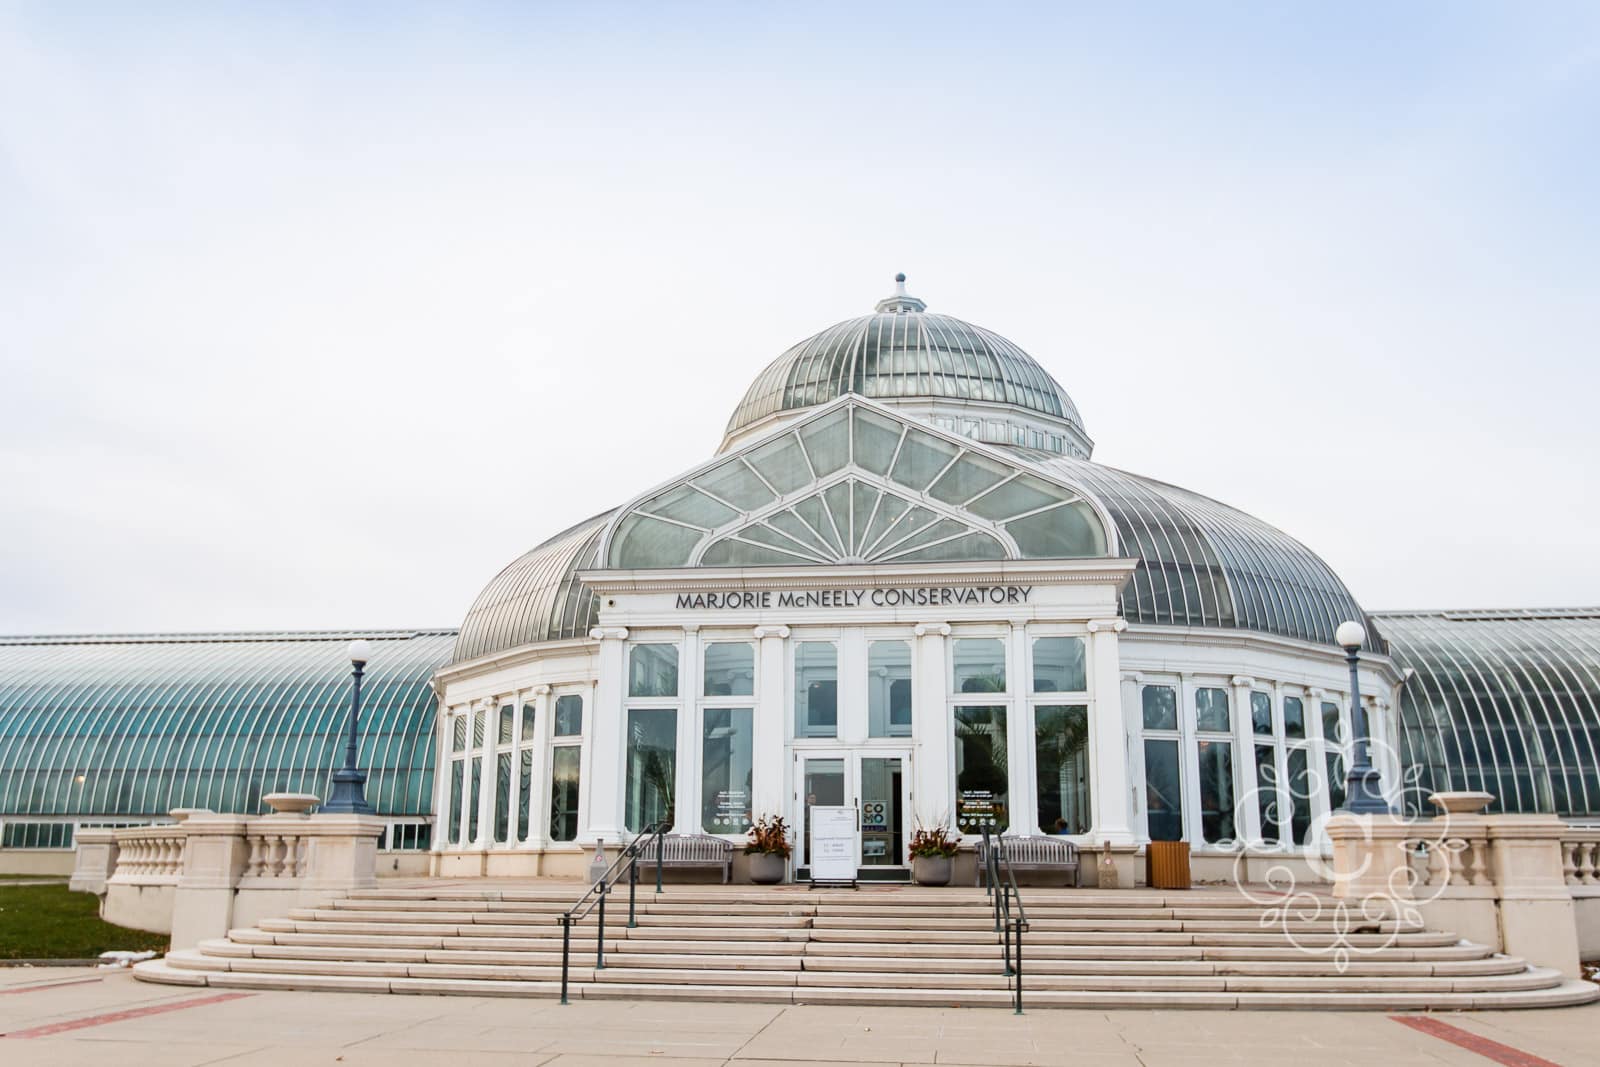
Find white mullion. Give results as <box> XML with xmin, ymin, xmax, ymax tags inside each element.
<box><xmin>877</xmin><ymin>526</ymin><xmax>984</xmax><ymax>563</ymax></box>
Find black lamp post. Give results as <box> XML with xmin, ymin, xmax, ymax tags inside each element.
<box><xmin>324</xmin><ymin>638</ymin><xmax>376</xmax><ymax>815</ymax></box>
<box><xmin>1335</xmin><ymin>620</ymin><xmax>1392</xmax><ymax>815</ymax></box>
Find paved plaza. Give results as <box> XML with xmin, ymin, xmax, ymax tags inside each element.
<box><xmin>1</xmin><ymin>966</ymin><xmax>1596</xmax><ymax>1067</ymax></box>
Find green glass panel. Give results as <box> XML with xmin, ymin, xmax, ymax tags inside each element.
<box><xmin>628</xmin><ymin>644</ymin><xmax>678</xmax><ymax>698</ymax></box>
<box><xmin>1197</xmin><ymin>740</ymin><xmax>1235</xmax><ymax>843</ymax></box>
<box><xmin>850</xmin><ymin>407</ymin><xmax>902</xmax><ymax>475</ymax></box>
<box><xmin>1196</xmin><ymin>688</ymin><xmax>1230</xmax><ymax>732</ymax></box>
<box><xmin>703</xmin><ymin>642</ymin><xmax>755</xmax><ymax>697</ymax></box>
<box><xmin>1032</xmin><ymin>637</ymin><xmax>1086</xmax><ymax>693</ymax></box>
<box><xmin>928</xmin><ymin>452</ymin><xmax>1009</xmax><ymax>506</ymax></box>
<box><xmin>1251</xmin><ymin>692</ymin><xmax>1273</xmax><ymax>735</ymax></box>
<box><xmin>868</xmin><ymin>641</ymin><xmax>912</xmax><ymax>738</ymax></box>
<box><xmin>888</xmin><ymin>429</ymin><xmax>959</xmax><ymax>491</ymax></box>
<box><xmin>1006</xmin><ymin>502</ymin><xmax>1105</xmax><ymax>558</ymax></box>
<box><xmin>849</xmin><ymin>480</ymin><xmax>878</xmax><ymax>555</ymax></box>
<box><xmin>1145</xmin><ymin>738</ymin><xmax>1183</xmax><ymax>841</ymax></box>
<box><xmin>793</xmin><ymin>494</ymin><xmax>844</xmax><ymax>554</ymax></box>
<box><xmin>702</xmin><ymin>538</ymin><xmax>813</xmax><ymax>565</ymax></box>
<box><xmin>746</xmin><ymin>434</ymin><xmax>812</xmax><ymax>494</ymax></box>
<box><xmin>1284</xmin><ymin>697</ymin><xmax>1306</xmax><ymax>739</ymax></box>
<box><xmin>740</xmin><ymin>522</ymin><xmax>827</xmax><ymax>559</ymax></box>
<box><xmin>612</xmin><ymin>514</ymin><xmax>702</xmax><ymax>568</ymax></box>
<box><xmin>953</xmin><ymin>638</ymin><xmax>1006</xmax><ymax>693</ymax></box>
<box><xmin>1035</xmin><ymin>705</ymin><xmax>1090</xmax><ymax>834</ymax></box>
<box><xmin>550</xmin><ymin>746</ymin><xmax>580</xmax><ymax>842</ymax></box>
<box><xmin>1256</xmin><ymin>744</ymin><xmax>1281</xmax><ymax>843</ymax></box>
<box><xmin>794</xmin><ymin>642</ymin><xmax>837</xmax><ymax>739</ymax></box>
<box><xmin>494</xmin><ymin>751</ymin><xmax>512</xmax><ymax>843</ymax></box>
<box><xmin>625</xmin><ymin>708</ymin><xmax>677</xmax><ymax>832</ymax></box>
<box><xmin>644</xmin><ymin>485</ymin><xmax>739</xmax><ymax>528</ymax></box>
<box><xmin>887</xmin><ymin>531</ymin><xmax>1005</xmax><ymax>563</ymax></box>
<box><xmin>520</xmin><ymin>703</ymin><xmax>536</xmax><ymax>742</ymax></box>
<box><xmin>701</xmin><ymin>707</ymin><xmax>753</xmax><ymax>834</ymax></box>
<box><xmin>518</xmin><ymin>749</ymin><xmax>533</xmax><ymax>840</ymax></box>
<box><xmin>1143</xmin><ymin>686</ymin><xmax>1177</xmax><ymax>730</ymax></box>
<box><xmin>554</xmin><ymin>695</ymin><xmax>583</xmax><ymax>736</ymax></box>
<box><xmin>1322</xmin><ymin>701</ymin><xmax>1343</xmax><ymax>744</ymax></box>
<box><xmin>879</xmin><ymin>517</ymin><xmax>968</xmax><ymax>557</ymax></box>
<box><xmin>766</xmin><ymin>508</ymin><xmax>836</xmax><ymax>556</ymax></box>
<box><xmin>822</xmin><ymin>482</ymin><xmax>853</xmax><ymax>553</ymax></box>
<box><xmin>798</xmin><ymin>408</ymin><xmax>849</xmax><ymax>476</ymax></box>
<box><xmin>968</xmin><ymin>474</ymin><xmax>1068</xmax><ymax>521</ymax></box>
<box><xmin>693</xmin><ymin>458</ymin><xmax>775</xmax><ymax>511</ymax></box>
<box><xmin>498</xmin><ymin>705</ymin><xmax>514</xmax><ymax>745</ymax></box>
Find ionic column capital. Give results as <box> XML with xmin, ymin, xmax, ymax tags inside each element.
<box><xmin>752</xmin><ymin>625</ymin><xmax>790</xmax><ymax>640</ymax></box>
<box><xmin>1086</xmin><ymin>618</ymin><xmax>1128</xmax><ymax>634</ymax></box>
<box><xmin>590</xmin><ymin>626</ymin><xmax>630</xmax><ymax>642</ymax></box>
<box><xmin>1231</xmin><ymin>675</ymin><xmax>1256</xmax><ymax>689</ymax></box>
<box><xmin>914</xmin><ymin>623</ymin><xmax>951</xmax><ymax>638</ymax></box>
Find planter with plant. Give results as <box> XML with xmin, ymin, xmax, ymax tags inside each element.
<box><xmin>908</xmin><ymin>825</ymin><xmax>959</xmax><ymax>886</ymax></box>
<box><xmin>745</xmin><ymin>815</ymin><xmax>791</xmax><ymax>884</ymax></box>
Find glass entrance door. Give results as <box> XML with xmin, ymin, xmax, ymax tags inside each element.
<box><xmin>795</xmin><ymin>750</ymin><xmax>910</xmax><ymax>877</ymax></box>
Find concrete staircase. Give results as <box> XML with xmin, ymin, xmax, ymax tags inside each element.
<box><xmin>134</xmin><ymin>883</ymin><xmax>1599</xmax><ymax>1009</ymax></box>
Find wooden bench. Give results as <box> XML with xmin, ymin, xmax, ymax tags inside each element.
<box><xmin>976</xmin><ymin>835</ymin><xmax>1080</xmax><ymax>888</ymax></box>
<box><xmin>638</xmin><ymin>833</ymin><xmax>735</xmax><ymax>883</ymax></box>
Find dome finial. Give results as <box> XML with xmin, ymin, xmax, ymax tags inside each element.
<box><xmin>876</xmin><ymin>273</ymin><xmax>925</xmax><ymax>314</ymax></box>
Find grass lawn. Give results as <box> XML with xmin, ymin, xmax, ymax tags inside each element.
<box><xmin>0</xmin><ymin>883</ymin><xmax>168</xmax><ymax>959</ymax></box>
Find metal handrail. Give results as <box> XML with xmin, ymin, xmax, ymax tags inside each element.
<box><xmin>981</xmin><ymin>823</ymin><xmax>1028</xmax><ymax>1014</ymax></box>
<box><xmin>557</xmin><ymin>821</ymin><xmax>669</xmax><ymax>1004</ymax></box>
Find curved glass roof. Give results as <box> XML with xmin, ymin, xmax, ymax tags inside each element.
<box><xmin>451</xmin><ymin>513</ymin><xmax>611</xmax><ymax>665</ymax></box>
<box><xmin>607</xmin><ymin>401</ymin><xmax>1107</xmax><ymax>569</ymax></box>
<box><xmin>0</xmin><ymin>629</ymin><xmax>454</xmax><ymax>818</ymax></box>
<box><xmin>1022</xmin><ymin>452</ymin><xmax>1374</xmax><ymax>647</ymax></box>
<box><xmin>1381</xmin><ymin>609</ymin><xmax>1600</xmax><ymax>817</ymax></box>
<box><xmin>726</xmin><ymin>279</ymin><xmax>1085</xmax><ymax>442</ymax></box>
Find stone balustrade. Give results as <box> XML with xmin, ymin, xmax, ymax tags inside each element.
<box><xmin>1560</xmin><ymin>827</ymin><xmax>1600</xmax><ymax>886</ymax></box>
<box><xmin>108</xmin><ymin>825</ymin><xmax>186</xmax><ymax>884</ymax></box>
<box><xmin>243</xmin><ymin>828</ymin><xmax>309</xmax><ymax>880</ymax></box>
<box><xmin>72</xmin><ymin>798</ymin><xmax>386</xmax><ymax>947</ymax></box>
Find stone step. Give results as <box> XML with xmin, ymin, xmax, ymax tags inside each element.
<box><xmin>131</xmin><ymin>959</ymin><xmax>1600</xmax><ymax>1011</ymax></box>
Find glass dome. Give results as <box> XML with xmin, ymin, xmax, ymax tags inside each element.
<box><xmin>725</xmin><ymin>276</ymin><xmax>1089</xmax><ymax>456</ymax></box>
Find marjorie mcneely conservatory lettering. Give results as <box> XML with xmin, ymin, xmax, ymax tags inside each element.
<box><xmin>673</xmin><ymin>585</ymin><xmax>1036</xmax><ymax>610</ymax></box>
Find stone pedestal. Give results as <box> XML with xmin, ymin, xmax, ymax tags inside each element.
<box><xmin>1325</xmin><ymin>812</ymin><xmax>1416</xmax><ymax>913</ymax></box>
<box><xmin>68</xmin><ymin>828</ymin><xmax>119</xmax><ymax>895</ymax></box>
<box><xmin>1487</xmin><ymin>815</ymin><xmax>1581</xmax><ymax>978</ymax></box>
<box><xmin>171</xmin><ymin>815</ymin><xmax>252</xmax><ymax>950</ymax></box>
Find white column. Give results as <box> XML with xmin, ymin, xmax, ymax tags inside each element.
<box><xmin>912</xmin><ymin>623</ymin><xmax>951</xmax><ymax>830</ymax></box>
<box><xmin>586</xmin><ymin>627</ymin><xmax>629</xmax><ymax>844</ymax></box>
<box><xmin>521</xmin><ymin>685</ymin><xmax>552</xmax><ymax>848</ymax></box>
<box><xmin>838</xmin><ymin>629</ymin><xmax>868</xmax><ymax>745</ymax></box>
<box><xmin>1121</xmin><ymin>674</ymin><xmax>1146</xmax><ymax>842</ymax></box>
<box><xmin>676</xmin><ymin>627</ymin><xmax>700</xmax><ymax>835</ymax></box>
<box><xmin>751</xmin><ymin>626</ymin><xmax>789</xmax><ymax>824</ymax></box>
<box><xmin>1086</xmin><ymin>619</ymin><xmax>1134</xmax><ymax>846</ymax></box>
<box><xmin>1307</xmin><ymin>686</ymin><xmax>1331</xmax><ymax>828</ymax></box>
<box><xmin>1231</xmin><ymin>675</ymin><xmax>1262</xmax><ymax>845</ymax></box>
<box><xmin>430</xmin><ymin>697</ymin><xmax>451</xmax><ymax>860</ymax></box>
<box><xmin>1008</xmin><ymin>621</ymin><xmax>1035</xmax><ymax>837</ymax></box>
<box><xmin>474</xmin><ymin>699</ymin><xmax>496</xmax><ymax>848</ymax></box>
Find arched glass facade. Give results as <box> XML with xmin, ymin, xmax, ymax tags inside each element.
<box><xmin>452</xmin><ymin>513</ymin><xmax>610</xmax><ymax>665</ymax></box>
<box><xmin>1382</xmin><ymin>609</ymin><xmax>1600</xmax><ymax>817</ymax></box>
<box><xmin>0</xmin><ymin>629</ymin><xmax>454</xmax><ymax>819</ymax></box>
<box><xmin>1023</xmin><ymin>453</ymin><xmax>1375</xmax><ymax>648</ymax></box>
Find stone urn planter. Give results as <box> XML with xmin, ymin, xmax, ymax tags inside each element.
<box><xmin>747</xmin><ymin>851</ymin><xmax>787</xmax><ymax>885</ymax></box>
<box><xmin>1429</xmin><ymin>791</ymin><xmax>1495</xmax><ymax>815</ymax></box>
<box><xmin>262</xmin><ymin>792</ymin><xmax>319</xmax><ymax>815</ymax></box>
<box><xmin>912</xmin><ymin>854</ymin><xmax>952</xmax><ymax>887</ymax></box>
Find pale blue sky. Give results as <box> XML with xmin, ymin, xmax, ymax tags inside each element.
<box><xmin>2</xmin><ymin>3</ymin><xmax>1597</xmax><ymax>633</ymax></box>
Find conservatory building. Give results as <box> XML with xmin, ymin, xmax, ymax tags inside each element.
<box><xmin>432</xmin><ymin>278</ymin><xmax>1405</xmax><ymax>883</ymax></box>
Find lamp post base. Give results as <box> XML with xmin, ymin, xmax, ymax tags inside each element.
<box><xmin>322</xmin><ymin>767</ymin><xmax>375</xmax><ymax>815</ymax></box>
<box><xmin>1342</xmin><ymin>762</ymin><xmax>1392</xmax><ymax>815</ymax></box>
